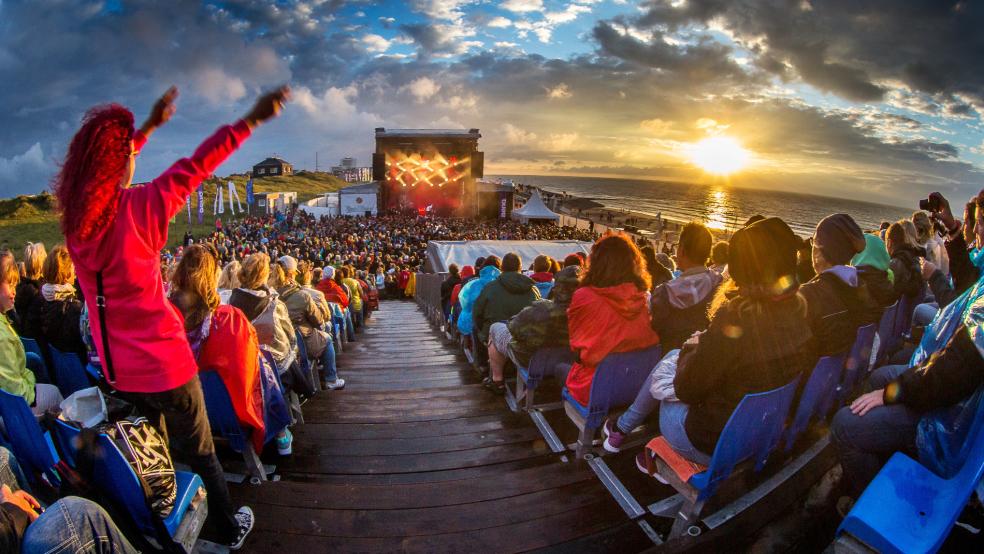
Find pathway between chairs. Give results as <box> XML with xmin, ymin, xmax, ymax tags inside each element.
<box><xmin>228</xmin><ymin>300</ymin><xmax>657</xmax><ymax>552</ymax></box>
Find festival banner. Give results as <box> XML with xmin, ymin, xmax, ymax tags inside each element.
<box><xmin>228</xmin><ymin>181</ymin><xmax>243</xmax><ymax>214</ymax></box>
<box><xmin>246</xmin><ymin>178</ymin><xmax>254</xmax><ymax>204</ymax></box>
<box><xmin>186</xmin><ymin>194</ymin><xmax>192</xmax><ymax>224</ymax></box>
<box><xmin>217</xmin><ymin>183</ymin><xmax>225</xmax><ymax>214</ymax></box>
<box><xmin>197</xmin><ymin>184</ymin><xmax>204</xmax><ymax>224</ymax></box>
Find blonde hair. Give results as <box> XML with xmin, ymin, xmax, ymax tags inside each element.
<box><xmin>22</xmin><ymin>242</ymin><xmax>46</xmax><ymax>280</ymax></box>
<box><xmin>268</xmin><ymin>261</ymin><xmax>287</xmax><ymax>289</ymax></box>
<box><xmin>911</xmin><ymin>211</ymin><xmax>933</xmax><ymax>244</ymax></box>
<box><xmin>900</xmin><ymin>219</ymin><xmax>920</xmax><ymax>247</ymax></box>
<box><xmin>886</xmin><ymin>221</ymin><xmax>919</xmax><ymax>256</ymax></box>
<box><xmin>0</xmin><ymin>251</ymin><xmax>19</xmax><ymax>288</ymax></box>
<box><xmin>218</xmin><ymin>261</ymin><xmax>241</xmax><ymax>290</ymax></box>
<box><xmin>42</xmin><ymin>245</ymin><xmax>75</xmax><ymax>285</ymax></box>
<box><xmin>297</xmin><ymin>261</ymin><xmax>313</xmax><ymax>286</ymax></box>
<box><xmin>169</xmin><ymin>245</ymin><xmax>219</xmax><ymax>330</ymax></box>
<box><xmin>239</xmin><ymin>253</ymin><xmax>270</xmax><ymax>289</ymax></box>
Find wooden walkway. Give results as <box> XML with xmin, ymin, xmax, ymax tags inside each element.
<box><xmin>229</xmin><ymin>300</ymin><xmax>662</xmax><ymax>553</ymax></box>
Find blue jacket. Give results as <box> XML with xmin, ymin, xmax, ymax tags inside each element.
<box><xmin>456</xmin><ymin>266</ymin><xmax>501</xmax><ymax>335</ymax></box>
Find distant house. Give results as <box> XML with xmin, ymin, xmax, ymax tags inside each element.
<box><xmin>252</xmin><ymin>157</ymin><xmax>293</xmax><ymax>177</ymax></box>
<box><xmin>253</xmin><ymin>191</ymin><xmax>297</xmax><ymax>215</ymax></box>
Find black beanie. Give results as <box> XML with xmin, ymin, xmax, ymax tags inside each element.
<box><xmin>728</xmin><ymin>217</ymin><xmax>801</xmax><ymax>293</ymax></box>
<box><xmin>814</xmin><ymin>213</ymin><xmax>865</xmax><ymax>265</ymax></box>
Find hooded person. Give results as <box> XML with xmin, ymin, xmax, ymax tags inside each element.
<box><xmin>631</xmin><ymin>218</ymin><xmax>817</xmax><ymax>466</ymax></box>
<box><xmin>800</xmin><ymin>214</ymin><xmax>882</xmax><ymax>356</ymax></box>
<box><xmin>852</xmin><ymin>234</ymin><xmax>898</xmax><ymax>308</ymax></box>
<box><xmin>649</xmin><ymin>222</ymin><xmax>722</xmax><ymax>351</ymax></box>
<box><xmin>315</xmin><ymin>265</ymin><xmax>349</xmax><ymax>309</ymax></box>
<box><xmin>448</xmin><ymin>265</ymin><xmax>474</xmax><ymax>326</ymax></box>
<box><xmin>529</xmin><ymin>255</ymin><xmax>555</xmax><ymax>298</ymax></box>
<box><xmin>565</xmin><ymin>233</ymin><xmax>660</xmax><ymax>407</ymax></box>
<box><xmin>456</xmin><ymin>257</ymin><xmax>501</xmax><ymax>337</ymax></box>
<box><xmin>228</xmin><ymin>254</ymin><xmax>296</xmax><ymax>369</ymax></box>
<box><xmin>472</xmin><ymin>253</ymin><xmax>540</xmax><ymax>349</ymax></box>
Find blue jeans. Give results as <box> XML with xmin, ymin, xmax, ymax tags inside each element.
<box><xmin>660</xmin><ymin>401</ymin><xmax>712</xmax><ymax>465</ymax></box>
<box><xmin>23</xmin><ymin>496</ymin><xmax>139</xmax><ymax>553</ymax></box>
<box><xmin>831</xmin><ymin>364</ymin><xmax>919</xmax><ymax>496</ymax></box>
<box><xmin>913</xmin><ymin>302</ymin><xmax>939</xmax><ymax>327</ymax></box>
<box><xmin>321</xmin><ymin>339</ymin><xmax>338</xmax><ymax>382</ymax></box>
<box><xmin>345</xmin><ymin>311</ymin><xmax>356</xmax><ymax>341</ymax></box>
<box><xmin>616</xmin><ymin>367</ymin><xmax>661</xmax><ymax>434</ymax></box>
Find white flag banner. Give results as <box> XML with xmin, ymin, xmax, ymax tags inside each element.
<box><xmin>227</xmin><ymin>181</ymin><xmax>243</xmax><ymax>214</ymax></box>
<box><xmin>212</xmin><ymin>185</ymin><xmax>218</xmax><ymax>215</ymax></box>
<box><xmin>217</xmin><ymin>184</ymin><xmax>225</xmax><ymax>214</ymax></box>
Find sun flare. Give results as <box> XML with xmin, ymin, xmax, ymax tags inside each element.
<box><xmin>687</xmin><ymin>136</ymin><xmax>751</xmax><ymax>175</ymax></box>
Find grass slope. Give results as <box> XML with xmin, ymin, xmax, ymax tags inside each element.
<box><xmin>0</xmin><ymin>172</ymin><xmax>351</xmax><ymax>257</ymax></box>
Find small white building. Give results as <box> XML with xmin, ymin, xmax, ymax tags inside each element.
<box><xmin>338</xmin><ymin>182</ymin><xmax>379</xmax><ymax>216</ymax></box>
<box><xmin>254</xmin><ymin>191</ymin><xmax>297</xmax><ymax>215</ymax></box>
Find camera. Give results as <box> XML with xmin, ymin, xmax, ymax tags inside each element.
<box><xmin>920</xmin><ymin>196</ymin><xmax>941</xmax><ymax>212</ymax></box>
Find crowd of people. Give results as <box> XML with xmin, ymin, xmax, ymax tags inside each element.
<box><xmin>443</xmin><ymin>189</ymin><xmax>984</xmax><ymax>528</ymax></box>
<box><xmin>0</xmin><ymin>79</ymin><xmax>981</xmax><ymax>550</ymax></box>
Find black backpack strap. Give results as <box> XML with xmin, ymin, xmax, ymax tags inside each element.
<box><xmin>95</xmin><ymin>270</ymin><xmax>116</xmax><ymax>384</ymax></box>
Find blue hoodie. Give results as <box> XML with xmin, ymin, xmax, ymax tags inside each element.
<box><xmin>456</xmin><ymin>265</ymin><xmax>501</xmax><ymax>335</ymax></box>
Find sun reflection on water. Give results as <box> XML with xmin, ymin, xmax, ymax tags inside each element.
<box><xmin>704</xmin><ymin>188</ymin><xmax>729</xmax><ymax>231</ymax></box>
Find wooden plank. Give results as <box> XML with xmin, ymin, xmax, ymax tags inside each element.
<box><xmin>289</xmin><ymin>427</ymin><xmax>542</xmax><ymax>456</ymax></box>
<box><xmin>287</xmin><ymin>413</ymin><xmax>528</xmax><ymax>440</ymax></box>
<box><xmin>279</xmin><ymin>456</ymin><xmax>563</xmax><ymax>485</ymax></box>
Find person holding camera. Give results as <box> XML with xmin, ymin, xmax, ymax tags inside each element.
<box><xmin>916</xmin><ymin>192</ymin><xmax>984</xmax><ymax>315</ymax></box>
<box><xmin>55</xmin><ymin>85</ymin><xmax>291</xmax><ymax>550</ymax></box>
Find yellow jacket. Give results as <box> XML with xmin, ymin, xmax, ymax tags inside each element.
<box><xmin>0</xmin><ymin>316</ymin><xmax>36</xmax><ymax>405</ymax></box>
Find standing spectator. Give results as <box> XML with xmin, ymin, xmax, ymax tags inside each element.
<box><xmin>55</xmin><ymin>86</ymin><xmax>287</xmax><ymax>549</ymax></box>
<box><xmin>565</xmin><ymin>233</ymin><xmax>660</xmax><ymax>407</ymax></box>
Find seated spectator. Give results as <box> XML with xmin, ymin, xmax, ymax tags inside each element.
<box><xmin>440</xmin><ymin>264</ymin><xmax>461</xmax><ymax>320</ymax></box>
<box><xmin>490</xmin><ymin>266</ymin><xmax>581</xmax><ymax>374</ymax></box>
<box><xmin>529</xmin><ymin>255</ymin><xmax>555</xmax><ymax>298</ymax></box>
<box><xmin>449</xmin><ymin>265</ymin><xmax>474</xmax><ymax>325</ymax></box>
<box><xmin>0</xmin><ymin>251</ymin><xmax>63</xmax><ymax>415</ymax></box>
<box><xmin>799</xmin><ymin>214</ymin><xmax>880</xmax><ymax>356</ymax></box>
<box><xmin>36</xmin><ymin>245</ymin><xmax>86</xmax><ymax>360</ymax></box>
<box><xmin>341</xmin><ymin>267</ymin><xmax>365</xmax><ymax>328</ymax></box>
<box><xmin>709</xmin><ymin>240</ymin><xmax>729</xmax><ymax>274</ymax></box>
<box><xmin>229</xmin><ymin>253</ymin><xmax>296</xmax><ymax>369</ymax></box>
<box><xmin>566</xmin><ymin>233</ymin><xmax>660</xmax><ymax>407</ymax></box>
<box><xmin>169</xmin><ymin>245</ymin><xmax>290</xmax><ymax>455</ymax></box>
<box><xmin>475</xmin><ymin>253</ymin><xmax>540</xmax><ymax>391</ymax></box>
<box><xmin>831</xmin><ymin>311</ymin><xmax>984</xmax><ymax>505</ymax></box>
<box><xmin>12</xmin><ymin>242</ymin><xmax>45</xmax><ymax>336</ymax></box>
<box><xmin>315</xmin><ymin>266</ymin><xmax>349</xmax><ymax>309</ymax></box>
<box><xmin>913</xmin><ymin>210</ymin><xmax>948</xmax><ymax>276</ymax></box>
<box><xmin>563</xmin><ymin>253</ymin><xmax>585</xmax><ymax>268</ymax></box>
<box><xmin>655</xmin><ymin>252</ymin><xmax>677</xmax><ymax>278</ymax></box>
<box><xmin>919</xmin><ymin>192</ymin><xmax>984</xmax><ymax>312</ymax></box>
<box><xmin>218</xmin><ymin>260</ymin><xmax>241</xmax><ymax>304</ymax></box>
<box><xmin>650</xmin><ymin>222</ymin><xmax>721</xmax><ymax>351</ymax></box>
<box><xmin>886</xmin><ymin>220</ymin><xmax>926</xmax><ymax>300</ymax></box>
<box><xmin>641</xmin><ymin>246</ymin><xmax>673</xmax><ymax>290</ymax></box>
<box><xmin>456</xmin><ymin>257</ymin><xmax>501</xmax><ymax>340</ymax></box>
<box><xmin>0</xmin><ymin>447</ymin><xmax>138</xmax><ymax>553</ymax></box>
<box><xmin>852</xmin><ymin>233</ymin><xmax>898</xmax><ymax>308</ymax></box>
<box><xmin>276</xmin><ymin>256</ymin><xmax>343</xmax><ymax>390</ymax></box>
<box><xmin>629</xmin><ymin>218</ymin><xmax>816</xmax><ymax>464</ymax></box>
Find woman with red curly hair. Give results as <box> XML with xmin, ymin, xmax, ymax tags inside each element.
<box><xmin>56</xmin><ymin>85</ymin><xmax>290</xmax><ymax>551</ymax></box>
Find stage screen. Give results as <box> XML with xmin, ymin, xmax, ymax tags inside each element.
<box><xmin>384</xmin><ymin>150</ymin><xmax>470</xmax><ymax>214</ymax></box>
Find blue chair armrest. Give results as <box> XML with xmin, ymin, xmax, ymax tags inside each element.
<box><xmin>562</xmin><ymin>387</ymin><xmax>589</xmax><ymax>418</ymax></box>
<box><xmin>164</xmin><ymin>471</ymin><xmax>205</xmax><ymax>536</ymax></box>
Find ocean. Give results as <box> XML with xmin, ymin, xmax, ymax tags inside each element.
<box><xmin>495</xmin><ymin>175</ymin><xmax>913</xmax><ymax>238</ymax></box>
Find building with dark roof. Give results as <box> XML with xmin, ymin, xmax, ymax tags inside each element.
<box><xmin>252</xmin><ymin>157</ymin><xmax>293</xmax><ymax>177</ymax></box>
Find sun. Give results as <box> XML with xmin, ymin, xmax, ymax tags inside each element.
<box><xmin>687</xmin><ymin>136</ymin><xmax>751</xmax><ymax>175</ymax></box>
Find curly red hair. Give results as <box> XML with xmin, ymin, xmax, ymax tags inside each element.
<box><xmin>53</xmin><ymin>104</ymin><xmax>134</xmax><ymax>241</ymax></box>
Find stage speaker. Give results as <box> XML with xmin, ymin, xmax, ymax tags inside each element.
<box><xmin>471</xmin><ymin>151</ymin><xmax>484</xmax><ymax>178</ymax></box>
<box><xmin>372</xmin><ymin>153</ymin><xmax>385</xmax><ymax>181</ymax></box>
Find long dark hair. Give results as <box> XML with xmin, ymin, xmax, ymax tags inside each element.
<box><xmin>580</xmin><ymin>232</ymin><xmax>650</xmax><ymax>292</ymax></box>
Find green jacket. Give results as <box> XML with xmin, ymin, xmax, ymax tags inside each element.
<box><xmin>473</xmin><ymin>271</ymin><xmax>540</xmax><ymax>343</ymax></box>
<box><xmin>0</xmin><ymin>315</ymin><xmax>35</xmax><ymax>405</ymax></box>
<box><xmin>506</xmin><ymin>266</ymin><xmax>580</xmax><ymax>367</ymax></box>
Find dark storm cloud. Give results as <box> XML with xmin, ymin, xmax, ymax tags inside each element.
<box><xmin>636</xmin><ymin>0</ymin><xmax>984</xmax><ymax>108</ymax></box>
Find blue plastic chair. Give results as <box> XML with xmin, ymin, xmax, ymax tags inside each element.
<box><xmin>48</xmin><ymin>345</ymin><xmax>92</xmax><ymax>397</ymax></box>
<box><xmin>786</xmin><ymin>354</ymin><xmax>845</xmax><ymax>450</ymax></box>
<box><xmin>835</xmin><ymin>324</ymin><xmax>877</xmax><ymax>410</ymax></box>
<box><xmin>650</xmin><ymin>379</ymin><xmax>799</xmax><ymax>537</ymax></box>
<box><xmin>837</xmin><ymin>402</ymin><xmax>984</xmax><ymax>553</ymax></box>
<box><xmin>516</xmin><ymin>346</ymin><xmax>575</xmax><ymax>411</ymax></box>
<box><xmin>294</xmin><ymin>327</ymin><xmax>319</xmax><ymax>391</ymax></box>
<box><xmin>874</xmin><ymin>301</ymin><xmax>900</xmax><ymax>365</ymax></box>
<box><xmin>562</xmin><ymin>345</ymin><xmax>663</xmax><ymax>459</ymax></box>
<box><xmin>895</xmin><ymin>292</ymin><xmax>918</xmax><ymax>341</ymax></box>
<box><xmin>199</xmin><ymin>371</ymin><xmax>269</xmax><ymax>483</ymax></box>
<box><xmin>0</xmin><ymin>389</ymin><xmax>61</xmax><ymax>487</ymax></box>
<box><xmin>19</xmin><ymin>337</ymin><xmax>48</xmax><ymax>375</ymax></box>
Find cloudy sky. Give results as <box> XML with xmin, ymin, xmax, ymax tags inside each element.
<box><xmin>0</xmin><ymin>0</ymin><xmax>981</xmax><ymax>206</ymax></box>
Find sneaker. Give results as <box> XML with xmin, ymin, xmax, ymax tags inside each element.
<box><xmin>228</xmin><ymin>506</ymin><xmax>255</xmax><ymax>551</ymax></box>
<box><xmin>836</xmin><ymin>496</ymin><xmax>855</xmax><ymax>519</ymax></box>
<box><xmin>602</xmin><ymin>419</ymin><xmax>627</xmax><ymax>453</ymax></box>
<box><xmin>635</xmin><ymin>452</ymin><xmax>669</xmax><ymax>484</ymax></box>
<box><xmin>956</xmin><ymin>502</ymin><xmax>984</xmax><ymax>535</ymax></box>
<box><xmin>324</xmin><ymin>378</ymin><xmax>346</xmax><ymax>390</ymax></box>
<box><xmin>276</xmin><ymin>429</ymin><xmax>293</xmax><ymax>456</ymax></box>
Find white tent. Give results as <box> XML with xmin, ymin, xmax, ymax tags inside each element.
<box><xmin>423</xmin><ymin>240</ymin><xmax>592</xmax><ymax>273</ymax></box>
<box><xmin>511</xmin><ymin>190</ymin><xmax>560</xmax><ymax>223</ymax></box>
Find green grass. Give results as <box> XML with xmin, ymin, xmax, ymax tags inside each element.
<box><xmin>0</xmin><ymin>172</ymin><xmax>352</xmax><ymax>257</ymax></box>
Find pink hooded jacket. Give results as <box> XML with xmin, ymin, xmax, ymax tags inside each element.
<box><xmin>67</xmin><ymin>121</ymin><xmax>252</xmax><ymax>393</ymax></box>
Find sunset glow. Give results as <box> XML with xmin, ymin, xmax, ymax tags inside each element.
<box><xmin>687</xmin><ymin>137</ymin><xmax>751</xmax><ymax>175</ymax></box>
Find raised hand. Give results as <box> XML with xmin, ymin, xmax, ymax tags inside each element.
<box><xmin>141</xmin><ymin>86</ymin><xmax>178</xmax><ymax>135</ymax></box>
<box><xmin>244</xmin><ymin>85</ymin><xmax>291</xmax><ymax>129</ymax></box>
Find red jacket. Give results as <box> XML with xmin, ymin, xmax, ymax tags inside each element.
<box><xmin>197</xmin><ymin>305</ymin><xmax>265</xmax><ymax>451</ymax></box>
<box><xmin>398</xmin><ymin>270</ymin><xmax>411</xmax><ymax>289</ymax></box>
<box><xmin>68</xmin><ymin>121</ymin><xmax>251</xmax><ymax>392</ymax></box>
<box><xmin>565</xmin><ymin>283</ymin><xmax>660</xmax><ymax>405</ymax></box>
<box><xmin>316</xmin><ymin>278</ymin><xmax>349</xmax><ymax>309</ymax></box>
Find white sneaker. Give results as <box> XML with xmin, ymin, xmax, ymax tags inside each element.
<box><xmin>276</xmin><ymin>429</ymin><xmax>293</xmax><ymax>456</ymax></box>
<box><xmin>228</xmin><ymin>506</ymin><xmax>255</xmax><ymax>551</ymax></box>
<box><xmin>324</xmin><ymin>378</ymin><xmax>346</xmax><ymax>390</ymax></box>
